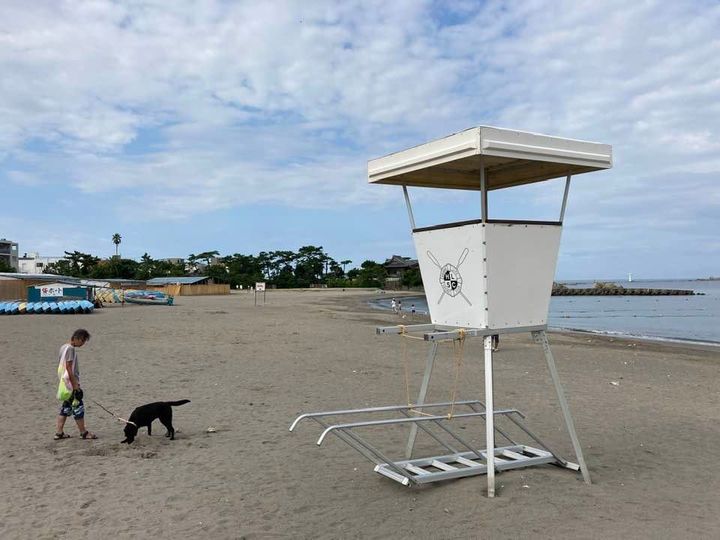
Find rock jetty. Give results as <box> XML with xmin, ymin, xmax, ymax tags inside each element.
<box><xmin>552</xmin><ymin>282</ymin><xmax>694</xmax><ymax>296</ymax></box>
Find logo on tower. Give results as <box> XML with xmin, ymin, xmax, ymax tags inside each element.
<box><xmin>427</xmin><ymin>248</ymin><xmax>472</xmax><ymax>306</ymax></box>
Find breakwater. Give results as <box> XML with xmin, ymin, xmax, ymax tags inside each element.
<box><xmin>552</xmin><ymin>287</ymin><xmax>695</xmax><ymax>296</ymax></box>
<box><xmin>552</xmin><ymin>283</ymin><xmax>694</xmax><ymax>296</ymax></box>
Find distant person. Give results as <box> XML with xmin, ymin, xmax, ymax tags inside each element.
<box><xmin>411</xmin><ymin>304</ymin><xmax>416</xmax><ymax>317</ymax></box>
<box><xmin>397</xmin><ymin>299</ymin><xmax>403</xmax><ymax>314</ymax></box>
<box><xmin>54</xmin><ymin>329</ymin><xmax>97</xmax><ymax>440</ymax></box>
<box><xmin>491</xmin><ymin>334</ymin><xmax>500</xmax><ymax>352</ymax></box>
<box><xmin>391</xmin><ymin>298</ymin><xmax>397</xmax><ymax>313</ymax></box>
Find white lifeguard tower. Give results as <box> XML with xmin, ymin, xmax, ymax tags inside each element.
<box><xmin>291</xmin><ymin>126</ymin><xmax>612</xmax><ymax>497</ymax></box>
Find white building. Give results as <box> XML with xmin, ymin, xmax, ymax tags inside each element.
<box><xmin>0</xmin><ymin>238</ymin><xmax>19</xmax><ymax>270</ymax></box>
<box><xmin>17</xmin><ymin>252</ymin><xmax>64</xmax><ymax>274</ymax></box>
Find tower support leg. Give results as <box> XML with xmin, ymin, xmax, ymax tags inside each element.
<box><xmin>405</xmin><ymin>341</ymin><xmax>439</xmax><ymax>459</ymax></box>
<box><xmin>533</xmin><ymin>330</ymin><xmax>592</xmax><ymax>485</ymax></box>
<box><xmin>483</xmin><ymin>335</ymin><xmax>496</xmax><ymax>497</ymax></box>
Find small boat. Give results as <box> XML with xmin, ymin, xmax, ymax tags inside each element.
<box><xmin>49</xmin><ymin>302</ymin><xmax>59</xmax><ymax>313</ymax></box>
<box><xmin>41</xmin><ymin>302</ymin><xmax>51</xmax><ymax>313</ymax></box>
<box><xmin>124</xmin><ymin>290</ymin><xmax>174</xmax><ymax>305</ymax></box>
<box><xmin>18</xmin><ymin>302</ymin><xmax>27</xmax><ymax>314</ymax></box>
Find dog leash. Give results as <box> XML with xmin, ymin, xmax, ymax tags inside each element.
<box><xmin>88</xmin><ymin>397</ymin><xmax>137</xmax><ymax>427</ymax></box>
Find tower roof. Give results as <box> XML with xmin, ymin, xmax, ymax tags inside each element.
<box><xmin>368</xmin><ymin>126</ymin><xmax>612</xmax><ymax>191</ymax></box>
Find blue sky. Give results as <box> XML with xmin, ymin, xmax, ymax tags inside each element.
<box><xmin>1</xmin><ymin>0</ymin><xmax>719</xmax><ymax>280</ymax></box>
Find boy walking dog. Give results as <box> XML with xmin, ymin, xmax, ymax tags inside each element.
<box><xmin>54</xmin><ymin>329</ymin><xmax>97</xmax><ymax>440</ymax></box>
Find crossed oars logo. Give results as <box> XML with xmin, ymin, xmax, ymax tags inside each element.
<box><xmin>427</xmin><ymin>248</ymin><xmax>472</xmax><ymax>306</ymax></box>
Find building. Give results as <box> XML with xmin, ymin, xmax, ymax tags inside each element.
<box><xmin>383</xmin><ymin>254</ymin><xmax>419</xmax><ymax>289</ymax></box>
<box><xmin>146</xmin><ymin>276</ymin><xmax>229</xmax><ymax>296</ymax></box>
<box><xmin>146</xmin><ymin>276</ymin><xmax>214</xmax><ymax>286</ymax></box>
<box><xmin>0</xmin><ymin>239</ymin><xmax>19</xmax><ymax>270</ymax></box>
<box><xmin>0</xmin><ymin>272</ymin><xmax>81</xmax><ymax>301</ymax></box>
<box><xmin>17</xmin><ymin>252</ymin><xmax>64</xmax><ymax>274</ymax></box>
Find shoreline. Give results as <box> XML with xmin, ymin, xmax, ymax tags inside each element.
<box><xmin>366</xmin><ymin>293</ymin><xmax>720</xmax><ymax>348</ymax></box>
<box><xmin>549</xmin><ymin>326</ymin><xmax>720</xmax><ymax>351</ymax></box>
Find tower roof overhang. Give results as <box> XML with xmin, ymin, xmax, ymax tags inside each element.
<box><xmin>368</xmin><ymin>126</ymin><xmax>612</xmax><ymax>191</ymax></box>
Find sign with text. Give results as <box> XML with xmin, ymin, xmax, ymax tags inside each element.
<box><xmin>254</xmin><ymin>282</ymin><xmax>266</xmax><ymax>306</ymax></box>
<box><xmin>40</xmin><ymin>286</ymin><xmax>63</xmax><ymax>297</ymax></box>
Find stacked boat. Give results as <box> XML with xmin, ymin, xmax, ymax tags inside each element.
<box><xmin>0</xmin><ymin>300</ymin><xmax>95</xmax><ymax>314</ymax></box>
<box><xmin>94</xmin><ymin>288</ymin><xmax>174</xmax><ymax>305</ymax></box>
<box><xmin>124</xmin><ymin>290</ymin><xmax>174</xmax><ymax>305</ymax></box>
<box><xmin>94</xmin><ymin>287</ymin><xmax>125</xmax><ymax>303</ymax></box>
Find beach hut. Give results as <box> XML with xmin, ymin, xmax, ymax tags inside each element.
<box><xmin>291</xmin><ymin>126</ymin><xmax>612</xmax><ymax>497</ymax></box>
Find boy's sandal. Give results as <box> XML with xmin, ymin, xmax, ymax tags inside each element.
<box><xmin>54</xmin><ymin>432</ymin><xmax>71</xmax><ymax>440</ymax></box>
<box><xmin>80</xmin><ymin>431</ymin><xmax>98</xmax><ymax>440</ymax></box>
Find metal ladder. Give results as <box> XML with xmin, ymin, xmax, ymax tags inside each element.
<box><xmin>290</xmin><ymin>399</ymin><xmax>578</xmax><ymax>487</ymax></box>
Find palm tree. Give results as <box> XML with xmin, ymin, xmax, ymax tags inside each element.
<box><xmin>112</xmin><ymin>233</ymin><xmax>122</xmax><ymax>257</ymax></box>
<box><xmin>340</xmin><ymin>259</ymin><xmax>352</xmax><ymax>274</ymax></box>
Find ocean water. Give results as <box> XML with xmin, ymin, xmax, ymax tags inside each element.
<box><xmin>372</xmin><ymin>279</ymin><xmax>720</xmax><ymax>345</ymax></box>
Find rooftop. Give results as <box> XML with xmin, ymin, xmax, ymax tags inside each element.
<box><xmin>368</xmin><ymin>126</ymin><xmax>612</xmax><ymax>191</ymax></box>
<box><xmin>146</xmin><ymin>276</ymin><xmax>210</xmax><ymax>285</ymax></box>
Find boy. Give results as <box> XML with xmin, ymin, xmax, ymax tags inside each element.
<box><xmin>54</xmin><ymin>329</ymin><xmax>97</xmax><ymax>440</ymax></box>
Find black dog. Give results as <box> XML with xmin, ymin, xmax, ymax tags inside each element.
<box><xmin>121</xmin><ymin>400</ymin><xmax>190</xmax><ymax>444</ymax></box>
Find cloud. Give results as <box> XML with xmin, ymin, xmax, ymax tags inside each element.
<box><xmin>1</xmin><ymin>0</ymin><xmax>718</xmax><ymax>276</ymax></box>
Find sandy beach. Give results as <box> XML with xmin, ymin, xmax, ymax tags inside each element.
<box><xmin>1</xmin><ymin>289</ymin><xmax>719</xmax><ymax>539</ymax></box>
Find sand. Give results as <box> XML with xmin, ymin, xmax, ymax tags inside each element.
<box><xmin>1</xmin><ymin>289</ymin><xmax>719</xmax><ymax>539</ymax></box>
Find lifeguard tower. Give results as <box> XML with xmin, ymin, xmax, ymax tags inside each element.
<box><xmin>291</xmin><ymin>126</ymin><xmax>612</xmax><ymax>497</ymax></box>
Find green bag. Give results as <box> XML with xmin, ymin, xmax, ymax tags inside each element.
<box><xmin>57</xmin><ymin>379</ymin><xmax>73</xmax><ymax>401</ymax></box>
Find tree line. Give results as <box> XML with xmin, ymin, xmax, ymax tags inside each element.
<box><xmin>42</xmin><ymin>246</ymin><xmax>423</xmax><ymax>289</ymax></box>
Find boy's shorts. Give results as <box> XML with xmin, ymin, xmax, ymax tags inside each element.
<box><xmin>59</xmin><ymin>399</ymin><xmax>85</xmax><ymax>420</ymax></box>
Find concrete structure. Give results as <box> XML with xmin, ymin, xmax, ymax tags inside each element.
<box><xmin>0</xmin><ymin>239</ymin><xmax>19</xmax><ymax>270</ymax></box>
<box><xmin>17</xmin><ymin>252</ymin><xmax>64</xmax><ymax>274</ymax></box>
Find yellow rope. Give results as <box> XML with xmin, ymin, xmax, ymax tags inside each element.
<box><xmin>399</xmin><ymin>326</ymin><xmax>467</xmax><ymax>419</ymax></box>
<box><xmin>401</xmin><ymin>327</ymin><xmax>438</xmax><ymax>417</ymax></box>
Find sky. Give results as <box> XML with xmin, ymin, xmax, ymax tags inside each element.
<box><xmin>1</xmin><ymin>0</ymin><xmax>718</xmax><ymax>280</ymax></box>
